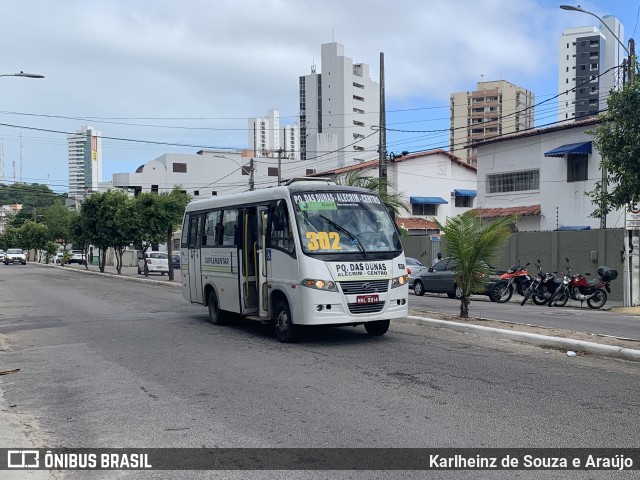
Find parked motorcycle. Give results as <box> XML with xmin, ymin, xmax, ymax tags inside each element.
<box><xmin>547</xmin><ymin>257</ymin><xmax>617</xmax><ymax>309</ymax></box>
<box><xmin>490</xmin><ymin>260</ymin><xmax>531</xmax><ymax>303</ymax></box>
<box><xmin>520</xmin><ymin>259</ymin><xmax>561</xmax><ymax>306</ymax></box>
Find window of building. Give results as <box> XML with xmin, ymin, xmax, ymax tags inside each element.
<box><xmin>487</xmin><ymin>170</ymin><xmax>539</xmax><ymax>193</ymax></box>
<box><xmin>151</xmin><ymin>185</ymin><xmax>159</xmax><ymax>193</ymax></box>
<box><xmin>353</xmin><ymin>146</ymin><xmax>365</xmax><ymax>151</ymax></box>
<box><xmin>411</xmin><ymin>204</ymin><xmax>437</xmax><ymax>216</ymax></box>
<box><xmin>353</xmin><ymin>107</ymin><xmax>364</xmax><ymax>114</ymax></box>
<box><xmin>353</xmin><ymin>120</ymin><xmax>365</xmax><ymax>127</ymax></box>
<box><xmin>455</xmin><ymin>196</ymin><xmax>473</xmax><ymax>208</ymax></box>
<box><xmin>173</xmin><ymin>163</ymin><xmax>187</xmax><ymax>173</ymax></box>
<box><xmin>211</xmin><ymin>191</ymin><xmax>217</xmax><ymax>196</ymax></box>
<box><xmin>306</xmin><ymin>169</ymin><xmax>316</xmax><ymax>175</ymax></box>
<box><xmin>353</xmin><ymin>95</ymin><xmax>364</xmax><ymax>102</ymax></box>
<box><xmin>567</xmin><ymin>154</ymin><xmax>588</xmax><ymax>182</ymax></box>
<box><xmin>194</xmin><ymin>190</ymin><xmax>199</xmax><ymax>196</ymax></box>
<box><xmin>353</xmin><ymin>82</ymin><xmax>364</xmax><ymax>89</ymax></box>
<box><xmin>241</xmin><ymin>164</ymin><xmax>251</xmax><ymax>175</ymax></box>
<box><xmin>268</xmin><ymin>167</ymin><xmax>279</xmax><ymax>177</ymax></box>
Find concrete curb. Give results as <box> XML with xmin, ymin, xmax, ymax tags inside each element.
<box><xmin>35</xmin><ymin>262</ymin><xmax>181</xmax><ymax>289</ymax></box>
<box><xmin>405</xmin><ymin>315</ymin><xmax>640</xmax><ymax>362</ymax></box>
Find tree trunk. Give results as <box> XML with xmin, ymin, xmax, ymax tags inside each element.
<box><xmin>167</xmin><ymin>225</ymin><xmax>174</xmax><ymax>282</ymax></box>
<box><xmin>116</xmin><ymin>248</ymin><xmax>122</xmax><ymax>274</ymax></box>
<box><xmin>100</xmin><ymin>249</ymin><xmax>106</xmax><ymax>273</ymax></box>
<box><xmin>459</xmin><ymin>296</ymin><xmax>470</xmax><ymax>318</ymax></box>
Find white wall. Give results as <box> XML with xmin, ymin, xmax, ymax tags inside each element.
<box><xmin>477</xmin><ymin>125</ymin><xmax>623</xmax><ymax>231</ymax></box>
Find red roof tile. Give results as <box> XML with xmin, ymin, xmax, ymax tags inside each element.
<box><xmin>396</xmin><ymin>217</ymin><xmax>440</xmax><ymax>230</ymax></box>
<box><xmin>472</xmin><ymin>205</ymin><xmax>541</xmax><ymax>219</ymax></box>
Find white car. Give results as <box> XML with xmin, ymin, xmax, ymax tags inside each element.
<box><xmin>0</xmin><ymin>249</ymin><xmax>5</xmax><ymax>263</ymax></box>
<box><xmin>138</xmin><ymin>251</ymin><xmax>169</xmax><ymax>275</ymax></box>
<box><xmin>5</xmin><ymin>248</ymin><xmax>27</xmax><ymax>265</ymax></box>
<box><xmin>68</xmin><ymin>250</ymin><xmax>87</xmax><ymax>265</ymax></box>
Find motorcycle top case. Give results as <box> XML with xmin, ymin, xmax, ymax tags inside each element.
<box><xmin>597</xmin><ymin>266</ymin><xmax>618</xmax><ymax>281</ymax></box>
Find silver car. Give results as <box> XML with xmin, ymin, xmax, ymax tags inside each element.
<box><xmin>4</xmin><ymin>248</ymin><xmax>27</xmax><ymax>265</ymax></box>
<box><xmin>406</xmin><ymin>257</ymin><xmax>430</xmax><ymax>289</ymax></box>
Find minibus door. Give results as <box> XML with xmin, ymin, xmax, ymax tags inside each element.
<box><xmin>239</xmin><ymin>208</ymin><xmax>259</xmax><ymax>315</ymax></box>
<box><xmin>187</xmin><ymin>213</ymin><xmax>204</xmax><ymax>304</ymax></box>
<box><xmin>258</xmin><ymin>207</ymin><xmax>269</xmax><ymax>316</ymax></box>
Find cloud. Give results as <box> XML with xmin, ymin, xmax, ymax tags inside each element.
<box><xmin>0</xmin><ymin>0</ymin><xmax>603</xmax><ymax>186</ymax></box>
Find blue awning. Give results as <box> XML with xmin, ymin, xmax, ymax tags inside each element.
<box><xmin>454</xmin><ymin>189</ymin><xmax>477</xmax><ymax>197</ymax></box>
<box><xmin>544</xmin><ymin>142</ymin><xmax>592</xmax><ymax>157</ymax></box>
<box><xmin>558</xmin><ymin>225</ymin><xmax>591</xmax><ymax>231</ymax></box>
<box><xmin>410</xmin><ymin>196</ymin><xmax>448</xmax><ymax>205</ymax></box>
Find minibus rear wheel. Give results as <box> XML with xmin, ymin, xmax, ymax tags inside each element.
<box><xmin>208</xmin><ymin>291</ymin><xmax>225</xmax><ymax>325</ymax></box>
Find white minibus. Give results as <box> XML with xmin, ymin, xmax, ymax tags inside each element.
<box><xmin>181</xmin><ymin>178</ymin><xmax>408</xmax><ymax>342</ymax></box>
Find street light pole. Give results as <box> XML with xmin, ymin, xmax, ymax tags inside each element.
<box><xmin>561</xmin><ymin>5</ymin><xmax>637</xmax><ymax>305</ymax></box>
<box><xmin>0</xmin><ymin>71</ymin><xmax>45</xmax><ymax>79</ymax></box>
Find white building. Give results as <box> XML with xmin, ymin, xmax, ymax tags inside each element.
<box><xmin>558</xmin><ymin>16</ymin><xmax>624</xmax><ymax>122</ymax></box>
<box><xmin>248</xmin><ymin>109</ymin><xmax>300</xmax><ymax>161</ymax></box>
<box><xmin>300</xmin><ymin>42</ymin><xmax>379</xmax><ymax>169</ymax></box>
<box><xmin>474</xmin><ymin>117</ymin><xmax>622</xmax><ymax>231</ymax></box>
<box><xmin>309</xmin><ymin>150</ymin><xmax>478</xmax><ymax>234</ymax></box>
<box><xmin>102</xmin><ymin>149</ymin><xmax>318</xmax><ymax>198</ymax></box>
<box><xmin>68</xmin><ymin>125</ymin><xmax>102</xmax><ymax>200</ymax></box>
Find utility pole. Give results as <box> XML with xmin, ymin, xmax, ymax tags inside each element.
<box><xmin>249</xmin><ymin>158</ymin><xmax>255</xmax><ymax>191</ymax></box>
<box><xmin>378</xmin><ymin>52</ymin><xmax>387</xmax><ymax>197</ymax></box>
<box><xmin>277</xmin><ymin>148</ymin><xmax>284</xmax><ymax>186</ymax></box>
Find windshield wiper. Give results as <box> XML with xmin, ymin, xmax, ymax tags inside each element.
<box><xmin>319</xmin><ymin>215</ymin><xmax>367</xmax><ymax>258</ymax></box>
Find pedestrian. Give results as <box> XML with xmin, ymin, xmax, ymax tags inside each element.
<box><xmin>432</xmin><ymin>252</ymin><xmax>442</xmax><ymax>266</ymax></box>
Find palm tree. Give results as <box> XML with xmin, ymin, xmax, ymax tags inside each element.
<box><xmin>433</xmin><ymin>211</ymin><xmax>515</xmax><ymax>318</ymax></box>
<box><xmin>333</xmin><ymin>170</ymin><xmax>408</xmax><ymax>217</ymax></box>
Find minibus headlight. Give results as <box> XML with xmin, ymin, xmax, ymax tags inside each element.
<box><xmin>391</xmin><ymin>274</ymin><xmax>409</xmax><ymax>288</ymax></box>
<box><xmin>301</xmin><ymin>279</ymin><xmax>337</xmax><ymax>291</ymax></box>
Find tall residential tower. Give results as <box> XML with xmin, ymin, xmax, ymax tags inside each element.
<box><xmin>68</xmin><ymin>125</ymin><xmax>102</xmax><ymax>199</ymax></box>
<box><xmin>299</xmin><ymin>42</ymin><xmax>379</xmax><ymax>169</ymax></box>
<box><xmin>558</xmin><ymin>16</ymin><xmax>624</xmax><ymax>122</ymax></box>
<box><xmin>450</xmin><ymin>80</ymin><xmax>534</xmax><ymax>165</ymax></box>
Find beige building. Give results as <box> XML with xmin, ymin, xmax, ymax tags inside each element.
<box><xmin>450</xmin><ymin>80</ymin><xmax>534</xmax><ymax>165</ymax></box>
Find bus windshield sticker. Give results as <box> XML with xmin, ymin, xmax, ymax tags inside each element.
<box><xmin>305</xmin><ymin>231</ymin><xmax>342</xmax><ymax>251</ymax></box>
<box><xmin>297</xmin><ymin>200</ymin><xmax>337</xmax><ymax>211</ymax></box>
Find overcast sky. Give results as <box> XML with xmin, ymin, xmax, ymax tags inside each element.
<box><xmin>0</xmin><ymin>0</ymin><xmax>637</xmax><ymax>194</ymax></box>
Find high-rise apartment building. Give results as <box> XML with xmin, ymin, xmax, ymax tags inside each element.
<box><xmin>558</xmin><ymin>16</ymin><xmax>624</xmax><ymax>122</ymax></box>
<box><xmin>68</xmin><ymin>125</ymin><xmax>102</xmax><ymax>199</ymax></box>
<box><xmin>450</xmin><ymin>80</ymin><xmax>534</xmax><ymax>165</ymax></box>
<box><xmin>248</xmin><ymin>109</ymin><xmax>300</xmax><ymax>160</ymax></box>
<box><xmin>299</xmin><ymin>42</ymin><xmax>379</xmax><ymax>169</ymax></box>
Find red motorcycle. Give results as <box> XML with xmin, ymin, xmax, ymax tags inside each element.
<box><xmin>548</xmin><ymin>257</ymin><xmax>617</xmax><ymax>309</ymax></box>
<box><xmin>490</xmin><ymin>260</ymin><xmax>531</xmax><ymax>303</ymax></box>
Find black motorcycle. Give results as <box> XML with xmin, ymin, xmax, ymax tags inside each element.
<box><xmin>520</xmin><ymin>259</ymin><xmax>561</xmax><ymax>306</ymax></box>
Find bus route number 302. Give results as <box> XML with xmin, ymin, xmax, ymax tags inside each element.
<box><xmin>305</xmin><ymin>231</ymin><xmax>342</xmax><ymax>251</ymax></box>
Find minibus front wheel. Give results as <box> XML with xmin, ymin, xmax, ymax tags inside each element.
<box><xmin>274</xmin><ymin>300</ymin><xmax>297</xmax><ymax>343</ymax></box>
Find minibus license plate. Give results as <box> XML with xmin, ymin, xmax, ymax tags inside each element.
<box><xmin>356</xmin><ymin>294</ymin><xmax>379</xmax><ymax>304</ymax></box>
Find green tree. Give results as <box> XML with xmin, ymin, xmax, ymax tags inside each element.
<box><xmin>588</xmin><ymin>77</ymin><xmax>640</xmax><ymax>216</ymax></box>
<box><xmin>69</xmin><ymin>213</ymin><xmax>92</xmax><ymax>269</ymax></box>
<box><xmin>158</xmin><ymin>187</ymin><xmax>190</xmax><ymax>281</ymax></box>
<box><xmin>333</xmin><ymin>171</ymin><xmax>408</xmax><ymax>217</ymax></box>
<box><xmin>130</xmin><ymin>192</ymin><xmax>167</xmax><ymax>277</ymax></box>
<box><xmin>433</xmin><ymin>211</ymin><xmax>515</xmax><ymax>318</ymax></box>
<box><xmin>42</xmin><ymin>202</ymin><xmax>76</xmax><ymax>249</ymax></box>
<box><xmin>42</xmin><ymin>241</ymin><xmax>58</xmax><ymax>264</ymax></box>
<box><xmin>15</xmin><ymin>220</ymin><xmax>49</xmax><ymax>261</ymax></box>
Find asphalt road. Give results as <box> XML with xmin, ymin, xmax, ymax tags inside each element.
<box><xmin>1</xmin><ymin>265</ymin><xmax>639</xmax><ymax>479</ymax></box>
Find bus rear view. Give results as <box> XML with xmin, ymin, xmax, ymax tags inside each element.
<box><xmin>181</xmin><ymin>179</ymin><xmax>409</xmax><ymax>342</ymax></box>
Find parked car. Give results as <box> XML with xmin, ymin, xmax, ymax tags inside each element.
<box><xmin>138</xmin><ymin>251</ymin><xmax>169</xmax><ymax>275</ymax></box>
<box><xmin>171</xmin><ymin>254</ymin><xmax>180</xmax><ymax>269</ymax></box>
<box><xmin>68</xmin><ymin>250</ymin><xmax>87</xmax><ymax>265</ymax></box>
<box><xmin>4</xmin><ymin>248</ymin><xmax>27</xmax><ymax>265</ymax></box>
<box><xmin>0</xmin><ymin>249</ymin><xmax>5</xmax><ymax>263</ymax></box>
<box><xmin>412</xmin><ymin>257</ymin><xmax>502</xmax><ymax>299</ymax></box>
<box><xmin>406</xmin><ymin>257</ymin><xmax>430</xmax><ymax>289</ymax></box>
<box><xmin>54</xmin><ymin>252</ymin><xmax>65</xmax><ymax>264</ymax></box>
